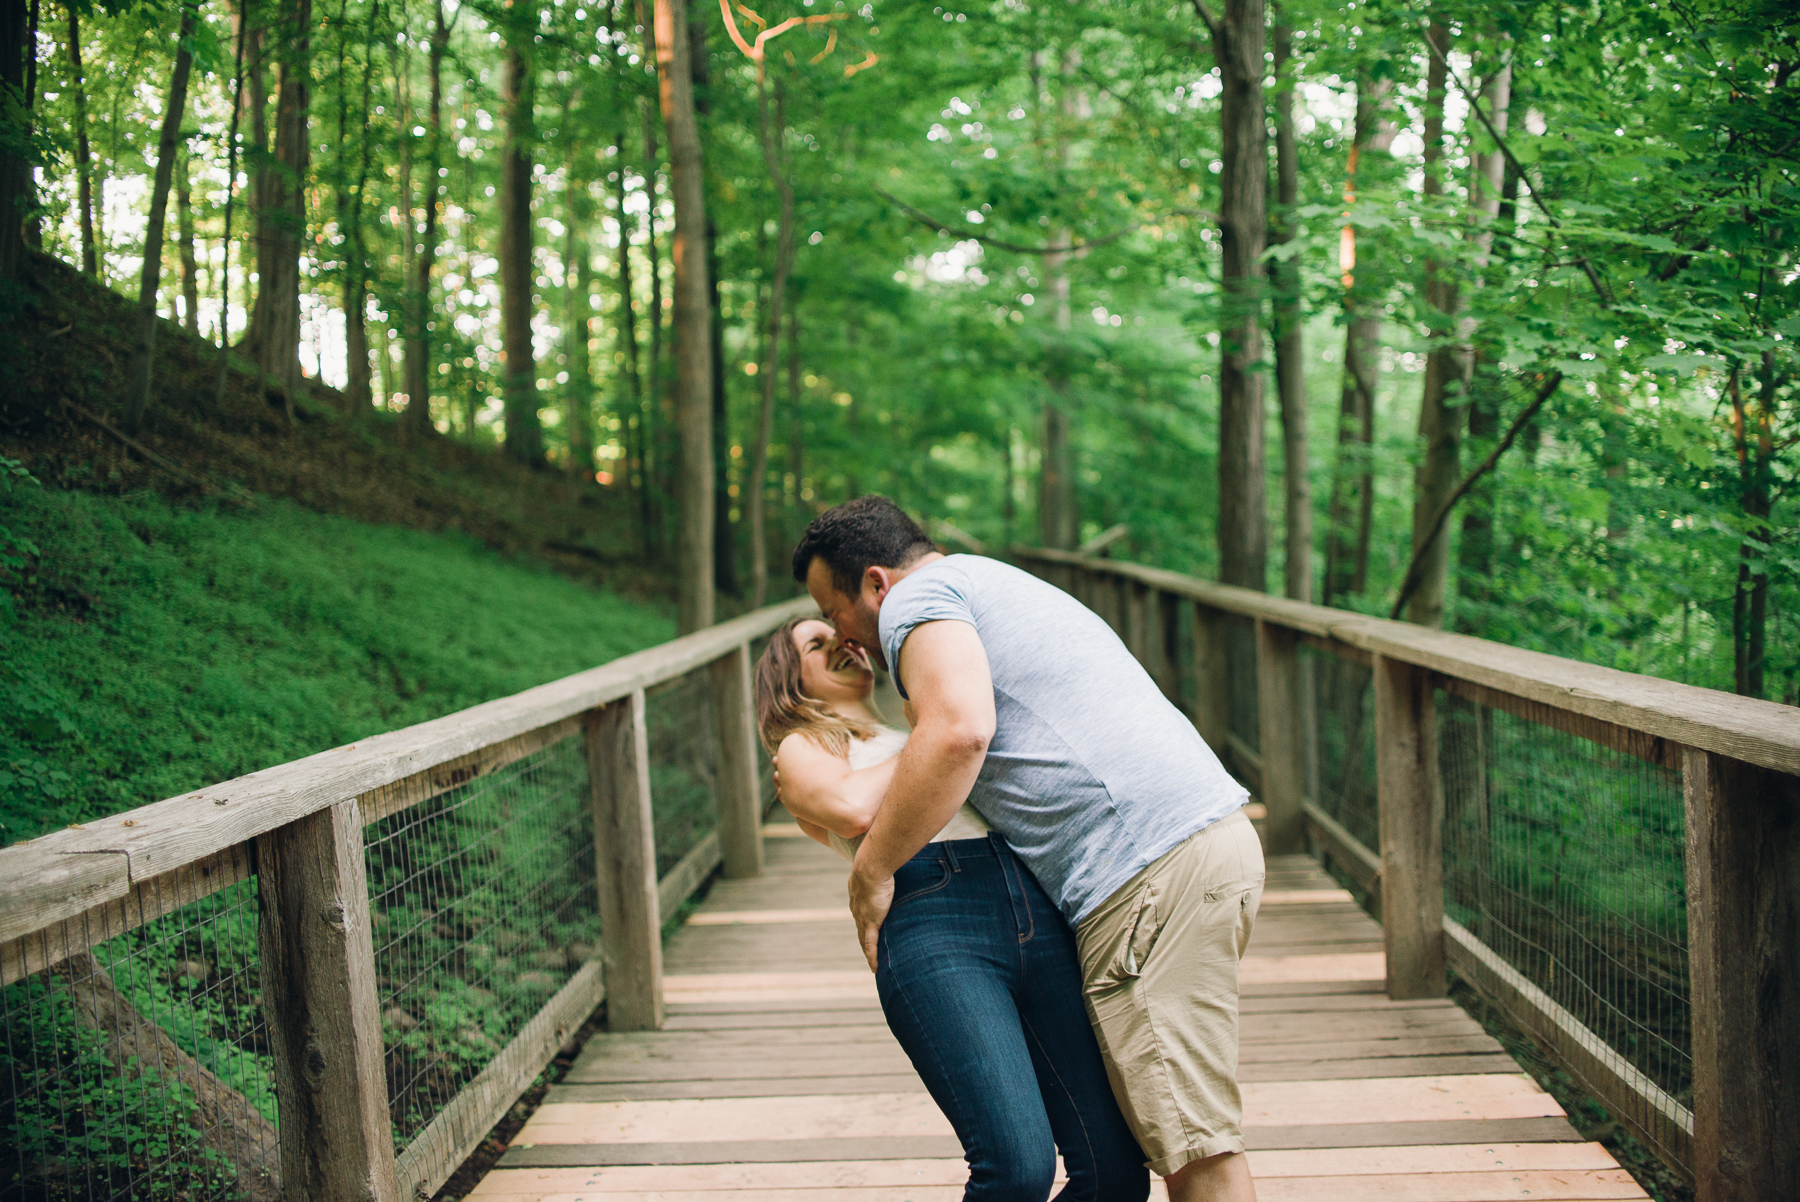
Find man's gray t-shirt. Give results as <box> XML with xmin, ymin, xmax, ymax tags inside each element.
<box><xmin>879</xmin><ymin>555</ymin><xmax>1248</xmax><ymax>925</ymax></box>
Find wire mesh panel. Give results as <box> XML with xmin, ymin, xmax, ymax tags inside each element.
<box><xmin>1438</xmin><ymin>691</ymin><xmax>1691</xmax><ymax>1165</ymax></box>
<box><xmin>645</xmin><ymin>668</ymin><xmax>724</xmax><ymax>876</ymax></box>
<box><xmin>363</xmin><ymin>733</ymin><xmax>599</xmax><ymax>1155</ymax></box>
<box><xmin>1</xmin><ymin>856</ymin><xmax>278</xmax><ymax>1202</ymax></box>
<box><xmin>1310</xmin><ymin>650</ymin><xmax>1378</xmax><ymax>852</ymax></box>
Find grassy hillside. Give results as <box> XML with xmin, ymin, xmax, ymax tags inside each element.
<box><xmin>0</xmin><ymin>481</ymin><xmax>674</xmax><ymax>846</ymax></box>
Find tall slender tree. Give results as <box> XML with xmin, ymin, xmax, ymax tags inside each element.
<box><xmin>654</xmin><ymin>0</ymin><xmax>714</xmax><ymax>630</ymax></box>
<box><xmin>747</xmin><ymin>74</ymin><xmax>793</xmax><ymax>606</ymax></box>
<box><xmin>125</xmin><ymin>1</ymin><xmax>198</xmax><ymax>431</ymax></box>
<box><xmin>401</xmin><ymin>0</ymin><xmax>448</xmax><ymax>441</ymax></box>
<box><xmin>499</xmin><ymin>15</ymin><xmax>543</xmax><ymax>462</ymax></box>
<box><xmin>1270</xmin><ymin>14</ymin><xmax>1310</xmax><ymax>604</ymax></box>
<box><xmin>67</xmin><ymin>7</ymin><xmax>97</xmax><ymax>277</ymax></box>
<box><xmin>244</xmin><ymin>0</ymin><xmax>312</xmax><ymax>415</ymax></box>
<box><xmin>176</xmin><ymin>149</ymin><xmax>199</xmax><ymax>332</ymax></box>
<box><xmin>1194</xmin><ymin>0</ymin><xmax>1268</xmax><ymax>592</ymax></box>
<box><xmin>0</xmin><ymin>0</ymin><xmax>28</xmax><ymax>280</ymax></box>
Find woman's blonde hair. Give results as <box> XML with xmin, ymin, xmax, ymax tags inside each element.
<box><xmin>754</xmin><ymin>616</ymin><xmax>878</xmax><ymax>758</ymax></box>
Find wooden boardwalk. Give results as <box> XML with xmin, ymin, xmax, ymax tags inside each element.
<box><xmin>469</xmin><ymin>812</ymin><xmax>1650</xmax><ymax>1201</ymax></box>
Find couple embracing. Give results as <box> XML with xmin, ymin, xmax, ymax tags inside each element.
<box><xmin>755</xmin><ymin>496</ymin><xmax>1264</xmax><ymax>1202</ymax></box>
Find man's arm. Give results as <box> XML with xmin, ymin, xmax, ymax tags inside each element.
<box><xmin>848</xmin><ymin>619</ymin><xmax>995</xmax><ymax>968</ymax></box>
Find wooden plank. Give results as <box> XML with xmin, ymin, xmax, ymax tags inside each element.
<box><xmin>1241</xmin><ymin>1055</ymin><xmax>1524</xmax><ymax>1081</ymax></box>
<box><xmin>1260</xmin><ymin>888</ymin><xmax>1357</xmax><ymax>905</ymax></box>
<box><xmin>495</xmin><ymin>1141</ymin><xmax>965</xmax><ymax>1170</ymax></box>
<box><xmin>658</xmin><ymin>831</ymin><xmax>722</xmax><ymax>921</ymax></box>
<box><xmin>1238</xmin><ymin>1073</ymin><xmax>1566</xmax><ymax>1126</ymax></box>
<box><xmin>1444</xmin><ymin>916</ymin><xmax>1693</xmax><ymax>1175</ymax></box>
<box><xmin>1238</xmin><ymin>953</ymin><xmax>1386</xmax><ymax>984</ymax></box>
<box><xmin>1193</xmin><ymin>601</ymin><xmax>1232</xmax><ymax>752</ymax></box>
<box><xmin>547</xmin><ymin>1075</ymin><xmax>929</xmax><ymax>1102</ymax></box>
<box><xmin>588</xmin><ymin>694</ymin><xmax>664</xmax><ymax>1031</ymax></box>
<box><xmin>1</xmin><ymin>843</ymin><xmax>253</xmax><ymax>987</ymax></box>
<box><xmin>256</xmin><ymin>801</ymin><xmax>400</xmax><ymax>1201</ymax></box>
<box><xmin>1439</xmin><ymin>676</ymin><xmax>1679</xmax><ymax>770</ymax></box>
<box><xmin>709</xmin><ymin>644</ymin><xmax>765</xmax><ymax>880</ymax></box>
<box><xmin>1247</xmin><ymin>1116</ymin><xmax>1587</xmax><ymax>1149</ymax></box>
<box><xmin>1374</xmin><ymin>654</ymin><xmax>1445</xmax><ymax>1000</ymax></box>
<box><xmin>1258</xmin><ymin>618</ymin><xmax>1306</xmax><ymax>853</ymax></box>
<box><xmin>357</xmin><ymin>717</ymin><xmax>581</xmax><ymax>826</ymax></box>
<box><xmin>1684</xmin><ymin>746</ymin><xmax>1798</xmax><ymax>1197</ymax></box>
<box><xmin>1156</xmin><ymin>589</ymin><xmax>1182</xmax><ymax>704</ymax></box>
<box><xmin>1228</xmin><ymin>732</ymin><xmax>1265</xmax><ymax>793</ymax></box>
<box><xmin>0</xmin><ymin>597</ymin><xmax>817</xmax><ymax>943</ymax></box>
<box><xmin>687</xmin><ymin>908</ymin><xmax>847</xmax><ymax>926</ymax></box>
<box><xmin>1010</xmin><ymin>547</ymin><xmax>1800</xmax><ymax>776</ymax></box>
<box><xmin>397</xmin><ymin>959</ymin><xmax>607</xmax><ymax>1200</ymax></box>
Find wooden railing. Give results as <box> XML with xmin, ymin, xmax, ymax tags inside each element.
<box><xmin>0</xmin><ymin>596</ymin><xmax>812</xmax><ymax>1202</ymax></box>
<box><xmin>1014</xmin><ymin>547</ymin><xmax>1799</xmax><ymax>1202</ymax></box>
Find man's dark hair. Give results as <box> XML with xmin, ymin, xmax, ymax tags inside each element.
<box><xmin>792</xmin><ymin>496</ymin><xmax>939</xmax><ymax>596</ymax></box>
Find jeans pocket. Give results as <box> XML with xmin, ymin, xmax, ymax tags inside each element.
<box><xmin>892</xmin><ymin>859</ymin><xmax>952</xmax><ymax>906</ymax></box>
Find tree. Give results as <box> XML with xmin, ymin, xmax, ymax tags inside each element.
<box><xmin>1193</xmin><ymin>0</ymin><xmax>1266</xmax><ymax>593</ymax></box>
<box><xmin>125</xmin><ymin>1</ymin><xmax>198</xmax><ymax>432</ymax></box>
<box><xmin>0</xmin><ymin>0</ymin><xmax>28</xmax><ymax>280</ymax></box>
<box><xmin>499</xmin><ymin>16</ymin><xmax>543</xmax><ymax>463</ymax></box>
<box><xmin>243</xmin><ymin>0</ymin><xmax>312</xmax><ymax>414</ymax></box>
<box><xmin>1269</xmin><ymin>11</ymin><xmax>1308</xmax><ymax>604</ymax></box>
<box><xmin>654</xmin><ymin>0</ymin><xmax>713</xmax><ymax>631</ymax></box>
<box><xmin>66</xmin><ymin>6</ymin><xmax>97</xmax><ymax>277</ymax></box>
<box><xmin>747</xmin><ymin>74</ymin><xmax>793</xmax><ymax>606</ymax></box>
<box><xmin>401</xmin><ymin>0</ymin><xmax>448</xmax><ymax>442</ymax></box>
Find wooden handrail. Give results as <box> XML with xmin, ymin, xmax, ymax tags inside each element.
<box><xmin>1014</xmin><ymin>547</ymin><xmax>1800</xmax><ymax>776</ymax></box>
<box><xmin>0</xmin><ymin>596</ymin><xmax>816</xmax><ymax>945</ymax></box>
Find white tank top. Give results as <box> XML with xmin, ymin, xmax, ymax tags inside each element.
<box><xmin>826</xmin><ymin>724</ymin><xmax>991</xmax><ymax>862</ymax></box>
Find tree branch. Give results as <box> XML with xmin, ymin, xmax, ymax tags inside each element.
<box><xmin>1389</xmin><ymin>370</ymin><xmax>1563</xmax><ymax>619</ymax></box>
<box><xmin>1187</xmin><ymin>0</ymin><xmax>1221</xmax><ymax>42</ymax></box>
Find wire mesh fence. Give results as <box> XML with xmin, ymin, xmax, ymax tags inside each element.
<box><xmin>1438</xmin><ymin>691</ymin><xmax>1691</xmax><ymax>1165</ymax></box>
<box><xmin>1308</xmin><ymin>648</ymin><xmax>1379</xmax><ymax>855</ymax></box>
<box><xmin>363</xmin><ymin>731</ymin><xmax>599</xmax><ymax>1157</ymax></box>
<box><xmin>645</xmin><ymin>669</ymin><xmax>724</xmax><ymax>876</ymax></box>
<box><xmin>1</xmin><ymin>850</ymin><xmax>278</xmax><ymax>1202</ymax></box>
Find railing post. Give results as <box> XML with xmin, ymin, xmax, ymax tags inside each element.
<box><xmin>257</xmin><ymin>801</ymin><xmax>401</xmax><ymax>1202</ymax></box>
<box><xmin>1191</xmin><ymin>602</ymin><xmax>1231</xmax><ymax>753</ymax></box>
<box><xmin>1683</xmin><ymin>747</ymin><xmax>1800</xmax><ymax>1202</ymax></box>
<box><xmin>1372</xmin><ymin>653</ymin><xmax>1446</xmax><ymax>999</ymax></box>
<box><xmin>1124</xmin><ymin>580</ymin><xmax>1151</xmax><ymax>666</ymax></box>
<box><xmin>586</xmin><ymin>691</ymin><xmax>664</xmax><ymax>1031</ymax></box>
<box><xmin>710</xmin><ymin>643</ymin><xmax>765</xmax><ymax>880</ymax></box>
<box><xmin>1255</xmin><ymin>619</ymin><xmax>1305</xmax><ymax>854</ymax></box>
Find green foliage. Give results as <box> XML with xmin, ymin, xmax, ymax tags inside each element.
<box><xmin>0</xmin><ymin>484</ymin><xmax>673</xmax><ymax>846</ymax></box>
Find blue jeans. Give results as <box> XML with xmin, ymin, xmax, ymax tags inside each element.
<box><xmin>876</xmin><ymin>834</ymin><xmax>1150</xmax><ymax>1202</ymax></box>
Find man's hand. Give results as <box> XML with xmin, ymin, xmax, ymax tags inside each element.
<box><xmin>848</xmin><ymin>866</ymin><xmax>895</xmax><ymax>972</ymax></box>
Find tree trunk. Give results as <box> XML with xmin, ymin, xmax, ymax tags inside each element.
<box><xmin>1322</xmin><ymin>75</ymin><xmax>1390</xmax><ymax>608</ymax></box>
<box><xmin>176</xmin><ymin>150</ymin><xmax>200</xmax><ymax>332</ymax></box>
<box><xmin>1457</xmin><ymin>155</ymin><xmax>1517</xmax><ymax>619</ymax></box>
<box><xmin>125</xmin><ymin>4</ymin><xmax>198</xmax><ymax>432</ymax></box>
<box><xmin>1033</xmin><ymin>48</ymin><xmax>1080</xmax><ymax>550</ymax></box>
<box><xmin>642</xmin><ymin>100</ymin><xmax>670</xmax><ymax>544</ymax></box>
<box><xmin>1404</xmin><ymin>22</ymin><xmax>1464</xmax><ymax>628</ymax></box>
<box><xmin>244</xmin><ymin>0</ymin><xmax>310</xmax><ymax>417</ymax></box>
<box><xmin>499</xmin><ymin>37</ymin><xmax>543</xmax><ymax>462</ymax></box>
<box><xmin>0</xmin><ymin>0</ymin><xmax>27</xmax><ymax>281</ymax></box>
<box><xmin>565</xmin><ymin>153</ymin><xmax>597</xmax><ymax>475</ymax></box>
<box><xmin>53</xmin><ymin>952</ymin><xmax>281</xmax><ymax>1202</ymax></box>
<box><xmin>655</xmin><ymin>0</ymin><xmax>715</xmax><ymax>631</ymax></box>
<box><xmin>614</xmin><ymin>130</ymin><xmax>649</xmax><ymax>548</ymax></box>
<box><xmin>1270</xmin><ymin>14</ymin><xmax>1310</xmax><ymax>603</ymax></box>
<box><xmin>1730</xmin><ymin>358</ymin><xmax>1773</xmax><ymax>698</ymax></box>
<box><xmin>337</xmin><ymin>0</ymin><xmax>378</xmax><ymax>413</ymax></box>
<box><xmin>787</xmin><ymin>298</ymin><xmax>804</xmax><ymax>539</ymax></box>
<box><xmin>68</xmin><ymin>8</ymin><xmax>97</xmax><ymax>277</ymax></box>
<box><xmin>1208</xmin><ymin>0</ymin><xmax>1268</xmax><ymax>592</ymax></box>
<box><xmin>709</xmin><ymin>218</ymin><xmax>737</xmax><ymax>597</ymax></box>
<box><xmin>402</xmin><ymin>0</ymin><xmax>447</xmax><ymax>441</ymax></box>
<box><xmin>748</xmin><ymin>75</ymin><xmax>794</xmax><ymax>607</ymax></box>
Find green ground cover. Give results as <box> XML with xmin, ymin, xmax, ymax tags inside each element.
<box><xmin>0</xmin><ymin>479</ymin><xmax>673</xmax><ymax>847</ymax></box>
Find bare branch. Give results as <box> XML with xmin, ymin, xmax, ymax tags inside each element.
<box><xmin>1188</xmin><ymin>0</ymin><xmax>1221</xmax><ymax>42</ymax></box>
<box><xmin>1389</xmin><ymin>370</ymin><xmax>1563</xmax><ymax>619</ymax></box>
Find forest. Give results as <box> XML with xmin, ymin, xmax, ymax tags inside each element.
<box><xmin>0</xmin><ymin>0</ymin><xmax>1795</xmax><ymax>699</ymax></box>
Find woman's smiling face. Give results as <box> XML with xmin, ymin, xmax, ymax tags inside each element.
<box><xmin>792</xmin><ymin>618</ymin><xmax>874</xmax><ymax>705</ymax></box>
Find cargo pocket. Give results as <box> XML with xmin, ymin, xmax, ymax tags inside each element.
<box><xmin>1120</xmin><ymin>882</ymin><xmax>1165</xmax><ymax>979</ymax></box>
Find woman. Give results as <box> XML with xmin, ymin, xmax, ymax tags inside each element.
<box><xmin>755</xmin><ymin>617</ymin><xmax>1148</xmax><ymax>1202</ymax></box>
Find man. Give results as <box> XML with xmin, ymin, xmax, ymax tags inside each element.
<box><xmin>792</xmin><ymin>495</ymin><xmax>1263</xmax><ymax>1202</ymax></box>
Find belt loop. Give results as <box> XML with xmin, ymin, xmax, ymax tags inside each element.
<box><xmin>945</xmin><ymin>840</ymin><xmax>961</xmax><ymax>872</ymax></box>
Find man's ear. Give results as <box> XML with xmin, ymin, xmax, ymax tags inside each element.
<box><xmin>865</xmin><ymin>564</ymin><xmax>896</xmax><ymax>603</ymax></box>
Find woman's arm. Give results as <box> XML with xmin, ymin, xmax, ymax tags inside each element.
<box><xmin>775</xmin><ymin>733</ymin><xmax>901</xmax><ymax>840</ymax></box>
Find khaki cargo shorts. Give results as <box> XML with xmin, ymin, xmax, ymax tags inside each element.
<box><xmin>1074</xmin><ymin>808</ymin><xmax>1265</xmax><ymax>1176</ymax></box>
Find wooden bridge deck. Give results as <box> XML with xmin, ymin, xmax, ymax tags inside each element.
<box><xmin>469</xmin><ymin>813</ymin><xmax>1649</xmax><ymax>1201</ymax></box>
